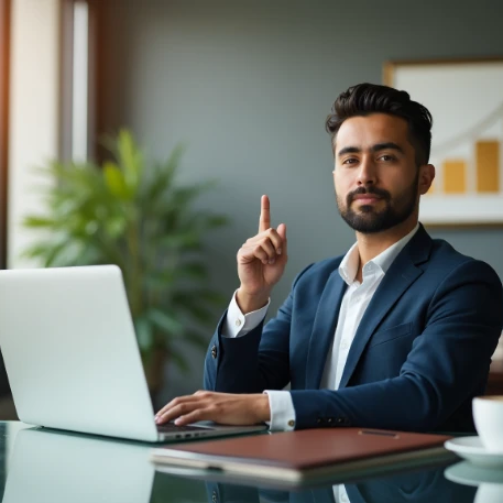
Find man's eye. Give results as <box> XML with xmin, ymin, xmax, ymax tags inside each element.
<box><xmin>343</xmin><ymin>158</ymin><xmax>358</xmax><ymax>165</ymax></box>
<box><xmin>379</xmin><ymin>154</ymin><xmax>395</xmax><ymax>162</ymax></box>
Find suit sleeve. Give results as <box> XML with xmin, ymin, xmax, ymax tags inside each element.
<box><xmin>289</xmin><ymin>260</ymin><xmax>503</xmax><ymax>431</ymax></box>
<box><xmin>203</xmin><ymin>265</ymin><xmax>314</xmax><ymax>393</ymax></box>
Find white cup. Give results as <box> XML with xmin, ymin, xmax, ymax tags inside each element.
<box><xmin>476</xmin><ymin>484</ymin><xmax>503</xmax><ymax>503</ymax></box>
<box><xmin>473</xmin><ymin>396</ymin><xmax>503</xmax><ymax>452</ymax></box>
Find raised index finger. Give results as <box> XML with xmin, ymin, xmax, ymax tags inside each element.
<box><xmin>259</xmin><ymin>195</ymin><xmax>271</xmax><ymax>233</ymax></box>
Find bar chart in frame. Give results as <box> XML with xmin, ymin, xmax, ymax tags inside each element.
<box><xmin>386</xmin><ymin>59</ymin><xmax>503</xmax><ymax>225</ymax></box>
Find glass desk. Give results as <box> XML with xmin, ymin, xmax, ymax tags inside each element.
<box><xmin>0</xmin><ymin>421</ymin><xmax>500</xmax><ymax>503</ymax></box>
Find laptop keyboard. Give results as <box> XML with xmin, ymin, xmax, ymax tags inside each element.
<box><xmin>156</xmin><ymin>423</ymin><xmax>208</xmax><ymax>433</ymax></box>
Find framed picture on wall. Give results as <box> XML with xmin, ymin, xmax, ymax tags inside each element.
<box><xmin>384</xmin><ymin>58</ymin><xmax>503</xmax><ymax>227</ymax></box>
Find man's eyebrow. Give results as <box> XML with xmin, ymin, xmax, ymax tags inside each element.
<box><xmin>371</xmin><ymin>142</ymin><xmax>404</xmax><ymax>154</ymax></box>
<box><xmin>337</xmin><ymin>142</ymin><xmax>405</xmax><ymax>158</ymax></box>
<box><xmin>337</xmin><ymin>146</ymin><xmax>361</xmax><ymax>157</ymax></box>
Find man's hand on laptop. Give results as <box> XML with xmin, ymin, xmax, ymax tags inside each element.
<box><xmin>154</xmin><ymin>391</ymin><xmax>270</xmax><ymax>426</ymax></box>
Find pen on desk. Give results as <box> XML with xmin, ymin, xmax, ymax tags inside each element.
<box><xmin>359</xmin><ymin>429</ymin><xmax>399</xmax><ymax>438</ymax></box>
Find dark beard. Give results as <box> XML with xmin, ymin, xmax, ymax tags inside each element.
<box><xmin>337</xmin><ymin>174</ymin><xmax>419</xmax><ymax>234</ymax></box>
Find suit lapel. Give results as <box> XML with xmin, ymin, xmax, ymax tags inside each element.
<box><xmin>305</xmin><ymin>270</ymin><xmax>347</xmax><ymax>389</ymax></box>
<box><xmin>337</xmin><ymin>226</ymin><xmax>432</xmax><ymax>389</ymax></box>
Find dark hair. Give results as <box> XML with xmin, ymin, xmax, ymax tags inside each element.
<box><xmin>325</xmin><ymin>83</ymin><xmax>433</xmax><ymax>165</ymax></box>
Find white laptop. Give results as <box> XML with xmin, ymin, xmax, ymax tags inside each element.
<box><xmin>0</xmin><ymin>265</ymin><xmax>266</xmax><ymax>442</ymax></box>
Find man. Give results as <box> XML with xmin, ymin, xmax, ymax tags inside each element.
<box><xmin>156</xmin><ymin>83</ymin><xmax>503</xmax><ymax>432</ymax></box>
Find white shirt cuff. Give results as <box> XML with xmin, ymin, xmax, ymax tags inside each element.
<box><xmin>332</xmin><ymin>485</ymin><xmax>349</xmax><ymax>503</ymax></box>
<box><xmin>221</xmin><ymin>290</ymin><xmax>270</xmax><ymax>338</ymax></box>
<box><xmin>264</xmin><ymin>390</ymin><xmax>296</xmax><ymax>431</ymax></box>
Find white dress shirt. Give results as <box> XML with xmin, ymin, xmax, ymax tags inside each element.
<box><xmin>222</xmin><ymin>224</ymin><xmax>420</xmax><ymax>432</ymax></box>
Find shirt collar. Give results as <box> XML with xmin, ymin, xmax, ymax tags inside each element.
<box><xmin>339</xmin><ymin>242</ymin><xmax>360</xmax><ymax>285</ymax></box>
<box><xmin>339</xmin><ymin>223</ymin><xmax>420</xmax><ymax>285</ymax></box>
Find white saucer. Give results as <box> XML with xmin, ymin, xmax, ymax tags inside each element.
<box><xmin>445</xmin><ymin>461</ymin><xmax>503</xmax><ymax>486</ymax></box>
<box><xmin>444</xmin><ymin>437</ymin><xmax>503</xmax><ymax>468</ymax></box>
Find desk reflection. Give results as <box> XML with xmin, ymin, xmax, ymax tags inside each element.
<box><xmin>2</xmin><ymin>427</ymin><xmax>155</xmax><ymax>503</ymax></box>
<box><xmin>0</xmin><ymin>426</ymin><xmax>482</xmax><ymax>503</ymax></box>
<box><xmin>203</xmin><ymin>464</ymin><xmax>477</xmax><ymax>503</ymax></box>
<box><xmin>445</xmin><ymin>461</ymin><xmax>503</xmax><ymax>503</ymax></box>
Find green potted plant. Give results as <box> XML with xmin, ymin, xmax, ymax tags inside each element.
<box><xmin>22</xmin><ymin>130</ymin><xmax>227</xmax><ymax>398</ymax></box>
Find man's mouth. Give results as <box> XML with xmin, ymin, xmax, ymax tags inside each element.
<box><xmin>353</xmin><ymin>195</ymin><xmax>382</xmax><ymax>205</ymax></box>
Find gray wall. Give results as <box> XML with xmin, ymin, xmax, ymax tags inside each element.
<box><xmin>98</xmin><ymin>0</ymin><xmax>503</xmax><ymax>402</ymax></box>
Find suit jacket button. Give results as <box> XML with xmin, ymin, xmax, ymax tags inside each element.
<box><xmin>337</xmin><ymin>417</ymin><xmax>343</xmax><ymax>424</ymax></box>
<box><xmin>211</xmin><ymin>346</ymin><xmax>218</xmax><ymax>359</ymax></box>
<box><xmin>212</xmin><ymin>490</ymin><xmax>218</xmax><ymax>503</ymax></box>
<box><xmin>327</xmin><ymin>418</ymin><xmax>333</xmax><ymax>424</ymax></box>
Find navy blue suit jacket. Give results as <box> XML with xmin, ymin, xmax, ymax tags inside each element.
<box><xmin>204</xmin><ymin>225</ymin><xmax>503</xmax><ymax>432</ymax></box>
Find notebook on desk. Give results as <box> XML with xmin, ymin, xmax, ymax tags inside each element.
<box><xmin>151</xmin><ymin>428</ymin><xmax>454</xmax><ymax>484</ymax></box>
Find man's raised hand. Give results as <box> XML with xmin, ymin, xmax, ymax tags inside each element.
<box><xmin>236</xmin><ymin>195</ymin><xmax>287</xmax><ymax>313</ymax></box>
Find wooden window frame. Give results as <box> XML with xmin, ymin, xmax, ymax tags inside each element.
<box><xmin>0</xmin><ymin>0</ymin><xmax>11</xmax><ymax>269</ymax></box>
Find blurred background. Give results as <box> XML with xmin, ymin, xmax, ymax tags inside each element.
<box><xmin>0</xmin><ymin>0</ymin><xmax>503</xmax><ymax>418</ymax></box>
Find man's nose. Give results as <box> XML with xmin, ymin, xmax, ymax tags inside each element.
<box><xmin>357</xmin><ymin>156</ymin><xmax>377</xmax><ymax>186</ymax></box>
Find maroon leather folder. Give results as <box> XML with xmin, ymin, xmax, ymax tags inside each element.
<box><xmin>151</xmin><ymin>428</ymin><xmax>453</xmax><ymax>483</ymax></box>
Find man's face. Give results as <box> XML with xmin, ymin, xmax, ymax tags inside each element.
<box><xmin>333</xmin><ymin>113</ymin><xmax>431</xmax><ymax>234</ymax></box>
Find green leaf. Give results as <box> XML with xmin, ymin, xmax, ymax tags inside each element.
<box><xmin>159</xmin><ymin>232</ymin><xmax>200</xmax><ymax>250</ymax></box>
<box><xmin>144</xmin><ymin>272</ymin><xmax>175</xmax><ymax>292</ymax></box>
<box><xmin>117</xmin><ymin>129</ymin><xmax>143</xmax><ymax>190</ymax></box>
<box><xmin>103</xmin><ymin>162</ymin><xmax>131</xmax><ymax>199</ymax></box>
<box><xmin>23</xmin><ymin>216</ymin><xmax>57</xmax><ymax>229</ymax></box>
<box><xmin>42</xmin><ymin>241</ymin><xmax>70</xmax><ymax>267</ymax></box>
<box><xmin>134</xmin><ymin>317</ymin><xmax>154</xmax><ymax>352</ymax></box>
<box><xmin>22</xmin><ymin>242</ymin><xmax>59</xmax><ymax>261</ymax></box>
<box><xmin>147</xmin><ymin>308</ymin><xmax>184</xmax><ymax>337</ymax></box>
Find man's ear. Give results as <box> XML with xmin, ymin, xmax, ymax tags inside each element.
<box><xmin>419</xmin><ymin>164</ymin><xmax>435</xmax><ymax>195</ymax></box>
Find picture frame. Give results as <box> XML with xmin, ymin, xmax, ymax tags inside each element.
<box><xmin>384</xmin><ymin>57</ymin><xmax>503</xmax><ymax>227</ymax></box>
